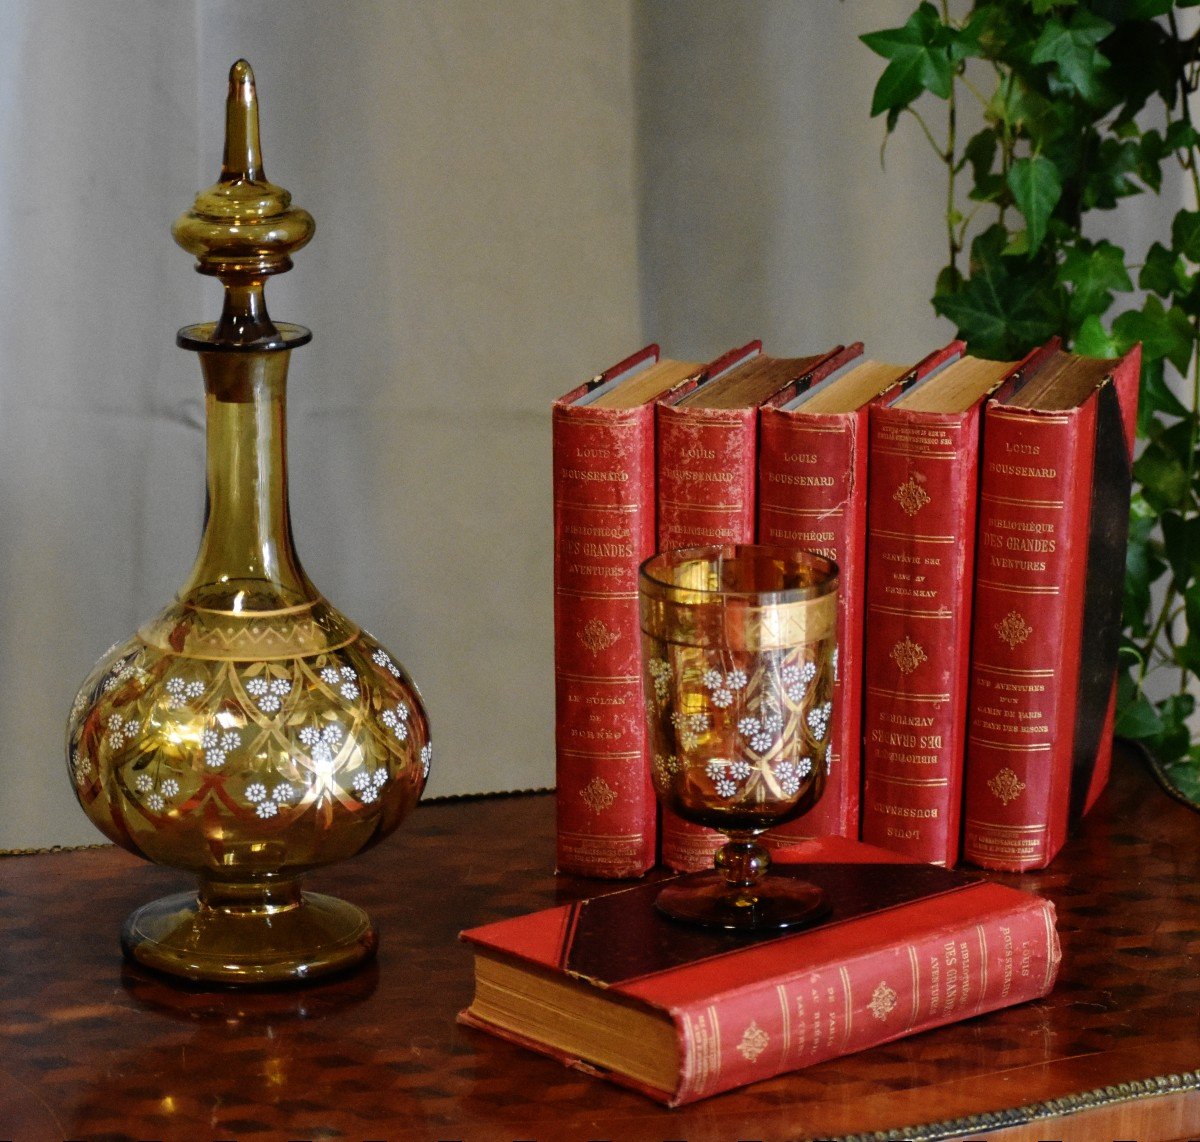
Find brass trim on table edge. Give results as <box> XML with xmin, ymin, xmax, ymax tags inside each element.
<box><xmin>0</xmin><ymin>841</ymin><xmax>112</xmax><ymax>857</ymax></box>
<box><xmin>830</xmin><ymin>1070</ymin><xmax>1200</xmax><ymax>1142</ymax></box>
<box><xmin>419</xmin><ymin>784</ymin><xmax>554</xmax><ymax>805</ymax></box>
<box><xmin>0</xmin><ymin>787</ymin><xmax>557</xmax><ymax>857</ymax></box>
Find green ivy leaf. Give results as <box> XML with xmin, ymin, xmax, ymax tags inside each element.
<box><xmin>1112</xmin><ymin>295</ymin><xmax>1194</xmax><ymax>373</ymax></box>
<box><xmin>1104</xmin><ymin>18</ymin><xmax>1177</xmax><ymax>119</ymax></box>
<box><xmin>1122</xmin><ymin>0</ymin><xmax>1173</xmax><ymax>15</ymax></box>
<box><xmin>1124</xmin><ymin>497</ymin><xmax>1164</xmax><ymax>633</ymax></box>
<box><xmin>959</xmin><ymin>129</ymin><xmax>996</xmax><ymax>181</ymax></box>
<box><xmin>986</xmin><ymin>73</ymin><xmax>1054</xmax><ymax>136</ymax></box>
<box><xmin>1165</xmin><ymin>120</ymin><xmax>1200</xmax><ymax>152</ymax></box>
<box><xmin>1139</xmin><ymin>362</ymin><xmax>1192</xmax><ymax>419</ymax></box>
<box><xmin>1158</xmin><ymin>419</ymin><xmax>1200</xmax><ymax>490</ymax></box>
<box><xmin>1136</xmin><ymin>359</ymin><xmax>1170</xmax><ymax>436</ymax></box>
<box><xmin>1058</xmin><ymin>239</ymin><xmax>1132</xmax><ymax>323</ymax></box>
<box><xmin>1172</xmin><ymin>209</ymin><xmax>1200</xmax><ymax>263</ymax></box>
<box><xmin>1181</xmin><ymin>581</ymin><xmax>1200</xmax><ymax>674</ymax></box>
<box><xmin>934</xmin><ymin>226</ymin><xmax>1063</xmax><ymax>356</ymax></box>
<box><xmin>869</xmin><ymin>52</ymin><xmax>934</xmax><ymax>118</ymax></box>
<box><xmin>1160</xmin><ymin>758</ymin><xmax>1200</xmax><ymax>800</ymax></box>
<box><xmin>1133</xmin><ymin>441</ymin><xmax>1191</xmax><ymax>513</ymax></box>
<box><xmin>1139</xmin><ymin>241</ymin><xmax>1189</xmax><ymax>299</ymax></box>
<box><xmin>1082</xmin><ymin>138</ymin><xmax>1141</xmax><ymax>210</ymax></box>
<box><xmin>1007</xmin><ymin>155</ymin><xmax>1063</xmax><ymax>253</ymax></box>
<box><xmin>1004</xmin><ymin>230</ymin><xmax>1032</xmax><ymax>256</ymax></box>
<box><xmin>1074</xmin><ymin>314</ymin><xmax>1119</xmax><ymax>356</ymax></box>
<box><xmin>1162</xmin><ymin>512</ymin><xmax>1200</xmax><ymax>588</ymax></box>
<box><xmin>1153</xmin><ymin>693</ymin><xmax>1195</xmax><ymax>762</ymax></box>
<box><xmin>862</xmin><ymin>2</ymin><xmax>955</xmax><ymax>116</ymax></box>
<box><xmin>968</xmin><ymin>173</ymin><xmax>1008</xmax><ymax>205</ymax></box>
<box><xmin>1136</xmin><ymin>128</ymin><xmax>1165</xmax><ymax>193</ymax></box>
<box><xmin>1030</xmin><ymin>10</ymin><xmax>1114</xmax><ymax>104</ymax></box>
<box><xmin>934</xmin><ymin>263</ymin><xmax>963</xmax><ymax>297</ymax></box>
<box><xmin>1113</xmin><ymin>690</ymin><xmax>1162</xmax><ymax>739</ymax></box>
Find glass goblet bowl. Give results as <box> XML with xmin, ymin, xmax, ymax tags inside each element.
<box><xmin>639</xmin><ymin>543</ymin><xmax>838</xmax><ymax>931</ymax></box>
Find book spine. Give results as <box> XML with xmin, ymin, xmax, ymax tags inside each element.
<box><xmin>672</xmin><ymin>895</ymin><xmax>1058</xmax><ymax>1105</ymax></box>
<box><xmin>962</xmin><ymin>407</ymin><xmax>1091</xmax><ymax>871</ymax></box>
<box><xmin>860</xmin><ymin>407</ymin><xmax>984</xmax><ymax>866</ymax></box>
<box><xmin>758</xmin><ymin>407</ymin><xmax>867</xmax><ymax>840</ymax></box>
<box><xmin>553</xmin><ymin>403</ymin><xmax>657</xmax><ymax>877</ymax></box>
<box><xmin>655</xmin><ymin>404</ymin><xmax>759</xmax><ymax>872</ymax></box>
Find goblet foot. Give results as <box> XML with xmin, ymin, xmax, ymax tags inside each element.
<box><xmin>121</xmin><ymin>877</ymin><xmax>377</xmax><ymax>985</ymax></box>
<box><xmin>655</xmin><ymin>836</ymin><xmax>831</xmax><ymax>932</ymax></box>
<box><xmin>655</xmin><ymin>870</ymin><xmax>830</xmax><ymax>931</ymax></box>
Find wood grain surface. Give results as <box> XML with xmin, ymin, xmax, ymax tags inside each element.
<box><xmin>1</xmin><ymin>748</ymin><xmax>1197</xmax><ymax>1142</ymax></box>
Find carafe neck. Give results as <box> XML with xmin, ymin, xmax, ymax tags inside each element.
<box><xmin>180</xmin><ymin>349</ymin><xmax>317</xmax><ymax>612</ymax></box>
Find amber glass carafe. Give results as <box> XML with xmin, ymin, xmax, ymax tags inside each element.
<box><xmin>65</xmin><ymin>61</ymin><xmax>430</xmax><ymax>985</ymax></box>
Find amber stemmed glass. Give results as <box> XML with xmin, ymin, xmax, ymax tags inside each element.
<box><xmin>639</xmin><ymin>544</ymin><xmax>838</xmax><ymax>931</ymax></box>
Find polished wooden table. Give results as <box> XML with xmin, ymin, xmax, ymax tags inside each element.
<box><xmin>1</xmin><ymin>749</ymin><xmax>1198</xmax><ymax>1142</ymax></box>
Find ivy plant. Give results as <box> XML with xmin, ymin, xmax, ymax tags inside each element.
<box><xmin>863</xmin><ymin>0</ymin><xmax>1200</xmax><ymax>802</ymax></box>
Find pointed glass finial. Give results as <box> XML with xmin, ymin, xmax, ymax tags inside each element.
<box><xmin>173</xmin><ymin>60</ymin><xmax>315</xmax><ymax>350</ymax></box>
<box><xmin>221</xmin><ymin>59</ymin><xmax>265</xmax><ymax>183</ymax></box>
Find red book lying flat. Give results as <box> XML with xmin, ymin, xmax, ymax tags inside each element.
<box><xmin>459</xmin><ymin>836</ymin><xmax>1059</xmax><ymax>1106</ymax></box>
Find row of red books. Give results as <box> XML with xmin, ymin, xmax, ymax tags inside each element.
<box><xmin>552</xmin><ymin>338</ymin><xmax>1140</xmax><ymax>875</ymax></box>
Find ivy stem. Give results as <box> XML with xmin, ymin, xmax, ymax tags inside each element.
<box><xmin>960</xmin><ymin>73</ymin><xmax>990</xmax><ymax>110</ymax></box>
<box><xmin>906</xmin><ymin>106</ymin><xmax>947</xmax><ymax>161</ymax></box>
<box><xmin>1138</xmin><ymin>582</ymin><xmax>1178</xmax><ymax>695</ymax></box>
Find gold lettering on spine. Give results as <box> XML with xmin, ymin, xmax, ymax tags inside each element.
<box><xmin>976</xmin><ymin>924</ymin><xmax>988</xmax><ymax>1004</ymax></box>
<box><xmin>1042</xmin><ymin>909</ymin><xmax>1057</xmax><ymax>991</ymax></box>
<box><xmin>680</xmin><ymin>1006</ymin><xmax>722</xmax><ymax>1100</ymax></box>
<box><xmin>840</xmin><ymin>966</ymin><xmax>854</xmax><ymax>1049</ymax></box>
<box><xmin>679</xmin><ymin>1010</ymin><xmax>698</xmax><ymax>1102</ymax></box>
<box><xmin>777</xmin><ymin>984</ymin><xmax>791</xmax><ymax>1068</ymax></box>
<box><xmin>707</xmin><ymin>1005</ymin><xmax>721</xmax><ymax>1087</ymax></box>
<box><xmin>907</xmin><ymin>945</ymin><xmax>920</xmax><ymax>1031</ymax></box>
<box><xmin>959</xmin><ymin>939</ymin><xmax>972</xmax><ymax>1011</ymax></box>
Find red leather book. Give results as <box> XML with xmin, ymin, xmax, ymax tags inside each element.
<box><xmin>758</xmin><ymin>343</ymin><xmax>962</xmax><ymax>844</ymax></box>
<box><xmin>459</xmin><ymin>834</ymin><xmax>1060</xmax><ymax>1106</ymax></box>
<box><xmin>654</xmin><ymin>343</ymin><xmax>853</xmax><ymax>872</ymax></box>
<box><xmin>860</xmin><ymin>345</ymin><xmax>1055</xmax><ymax>867</ymax></box>
<box><xmin>962</xmin><ymin>344</ymin><xmax>1140</xmax><ymax>871</ymax></box>
<box><xmin>553</xmin><ymin>347</ymin><xmax>706</xmax><ymax>878</ymax></box>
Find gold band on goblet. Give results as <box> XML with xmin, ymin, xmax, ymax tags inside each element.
<box><xmin>639</xmin><ymin>544</ymin><xmax>838</xmax><ymax>931</ymax></box>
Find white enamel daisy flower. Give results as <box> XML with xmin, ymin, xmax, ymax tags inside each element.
<box><xmin>245</xmin><ymin>675</ymin><xmax>292</xmax><ymax>713</ymax></box>
<box><xmin>320</xmin><ymin>665</ymin><xmax>360</xmax><ymax>701</ymax></box>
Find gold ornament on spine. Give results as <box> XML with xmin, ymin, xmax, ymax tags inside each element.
<box><xmin>65</xmin><ymin>61</ymin><xmax>431</xmax><ymax>985</ymax></box>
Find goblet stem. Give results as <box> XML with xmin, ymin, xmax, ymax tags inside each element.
<box><xmin>714</xmin><ymin>834</ymin><xmax>771</xmax><ymax>909</ymax></box>
<box><xmin>198</xmin><ymin>874</ymin><xmax>304</xmax><ymax>914</ymax></box>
